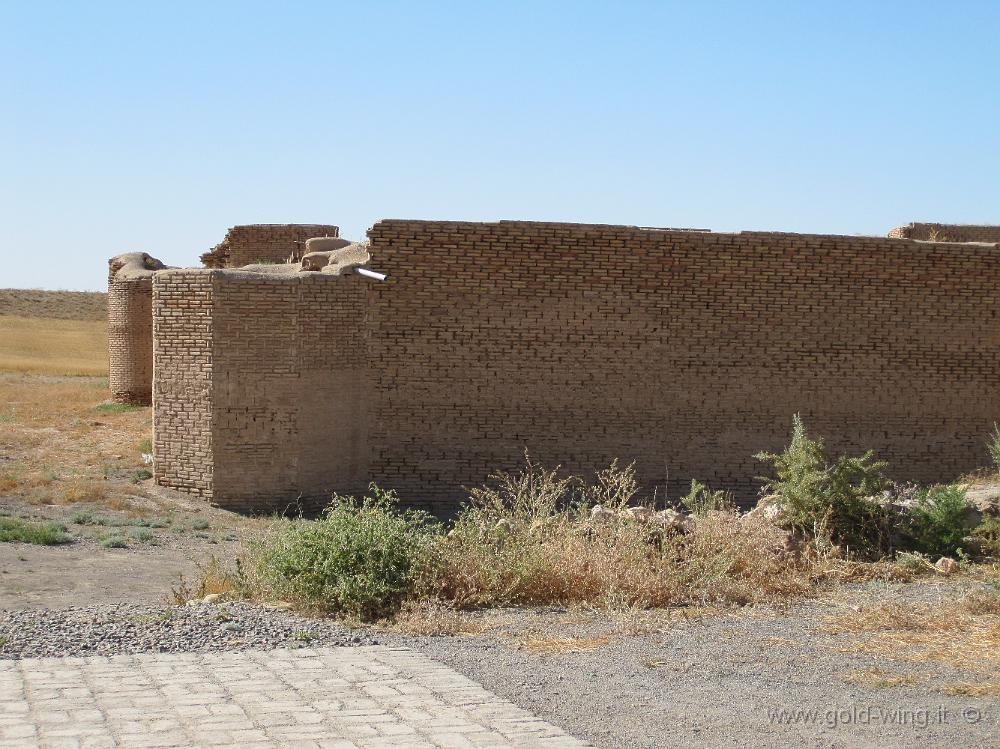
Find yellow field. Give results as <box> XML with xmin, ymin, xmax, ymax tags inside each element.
<box><xmin>0</xmin><ymin>315</ymin><xmax>108</xmax><ymax>376</ymax></box>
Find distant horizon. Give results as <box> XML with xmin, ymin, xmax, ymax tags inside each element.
<box><xmin>4</xmin><ymin>1</ymin><xmax>998</xmax><ymax>291</ymax></box>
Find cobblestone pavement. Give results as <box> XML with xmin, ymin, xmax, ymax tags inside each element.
<box><xmin>0</xmin><ymin>646</ymin><xmax>590</xmax><ymax>748</ymax></box>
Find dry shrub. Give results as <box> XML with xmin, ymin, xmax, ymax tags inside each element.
<box><xmin>417</xmin><ymin>459</ymin><xmax>849</xmax><ymax>610</ymax></box>
<box><xmin>59</xmin><ymin>479</ymin><xmax>111</xmax><ymax>504</ymax></box>
<box><xmin>382</xmin><ymin>600</ymin><xmax>490</xmax><ymax>637</ymax></box>
<box><xmin>171</xmin><ymin>555</ymin><xmax>245</xmax><ymax>603</ymax></box>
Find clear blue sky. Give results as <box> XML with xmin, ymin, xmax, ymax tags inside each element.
<box><xmin>2</xmin><ymin>1</ymin><xmax>998</xmax><ymax>291</ymax></box>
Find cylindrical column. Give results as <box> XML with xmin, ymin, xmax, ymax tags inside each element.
<box><xmin>108</xmin><ymin>253</ymin><xmax>165</xmax><ymax>405</ymax></box>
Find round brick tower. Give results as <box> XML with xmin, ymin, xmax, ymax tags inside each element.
<box><xmin>107</xmin><ymin>253</ymin><xmax>166</xmax><ymax>405</ymax></box>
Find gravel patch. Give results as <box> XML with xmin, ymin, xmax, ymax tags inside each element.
<box><xmin>378</xmin><ymin>582</ymin><xmax>1000</xmax><ymax>749</ymax></box>
<box><xmin>0</xmin><ymin>602</ymin><xmax>377</xmax><ymax>659</ymax></box>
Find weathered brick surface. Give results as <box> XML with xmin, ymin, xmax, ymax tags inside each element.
<box><xmin>153</xmin><ymin>270</ymin><xmax>369</xmax><ymax>510</ymax></box>
<box><xmin>108</xmin><ymin>276</ymin><xmax>154</xmax><ymax>405</ymax></box>
<box><xmin>365</xmin><ymin>220</ymin><xmax>1000</xmax><ymax>509</ymax></box>
<box><xmin>888</xmin><ymin>222</ymin><xmax>1000</xmax><ymax>243</ymax></box>
<box><xmin>153</xmin><ymin>219</ymin><xmax>1000</xmax><ymax>512</ymax></box>
<box><xmin>201</xmin><ymin>224</ymin><xmax>340</xmax><ymax>269</ymax></box>
<box><xmin>153</xmin><ymin>271</ymin><xmax>215</xmax><ymax>497</ymax></box>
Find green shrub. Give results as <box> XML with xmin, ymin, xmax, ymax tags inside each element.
<box><xmin>680</xmin><ymin>479</ymin><xmax>732</xmax><ymax>517</ymax></box>
<box><xmin>129</xmin><ymin>528</ymin><xmax>156</xmax><ymax>543</ymax></box>
<box><xmin>971</xmin><ymin>516</ymin><xmax>1000</xmax><ymax>559</ymax></box>
<box><xmin>0</xmin><ymin>517</ymin><xmax>71</xmax><ymax>545</ymax></box>
<box><xmin>93</xmin><ymin>403</ymin><xmax>143</xmax><ymax>414</ymax></box>
<box><xmin>190</xmin><ymin>517</ymin><xmax>210</xmax><ymax>530</ymax></box>
<box><xmin>254</xmin><ymin>486</ymin><xmax>436</xmax><ymax>619</ymax></box>
<box><xmin>755</xmin><ymin>414</ymin><xmax>889</xmax><ymax>555</ymax></box>
<box><xmin>987</xmin><ymin>424</ymin><xmax>1000</xmax><ymax>472</ymax></box>
<box><xmin>130</xmin><ymin>469</ymin><xmax>153</xmax><ymax>483</ymax></box>
<box><xmin>99</xmin><ymin>533</ymin><xmax>128</xmax><ymax>549</ymax></box>
<box><xmin>903</xmin><ymin>484</ymin><xmax>974</xmax><ymax>558</ymax></box>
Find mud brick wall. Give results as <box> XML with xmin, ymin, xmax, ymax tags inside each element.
<box><xmin>153</xmin><ymin>271</ymin><xmax>215</xmax><ymax>495</ymax></box>
<box><xmin>365</xmin><ymin>220</ymin><xmax>1000</xmax><ymax>509</ymax></box>
<box><xmin>152</xmin><ymin>269</ymin><xmax>369</xmax><ymax>510</ymax></box>
<box><xmin>108</xmin><ymin>276</ymin><xmax>154</xmax><ymax>405</ymax></box>
<box><xmin>200</xmin><ymin>224</ymin><xmax>340</xmax><ymax>269</ymax></box>
<box><xmin>889</xmin><ymin>223</ymin><xmax>1000</xmax><ymax>243</ymax></box>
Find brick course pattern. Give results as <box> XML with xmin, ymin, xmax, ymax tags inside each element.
<box><xmin>200</xmin><ymin>224</ymin><xmax>341</xmax><ymax>269</ymax></box>
<box><xmin>108</xmin><ymin>276</ymin><xmax>154</xmax><ymax>405</ymax></box>
<box><xmin>153</xmin><ymin>220</ymin><xmax>1000</xmax><ymax>512</ymax></box>
<box><xmin>153</xmin><ymin>272</ymin><xmax>215</xmax><ymax>496</ymax></box>
<box><xmin>888</xmin><ymin>222</ymin><xmax>1000</xmax><ymax>243</ymax></box>
<box><xmin>153</xmin><ymin>270</ymin><xmax>369</xmax><ymax>509</ymax></box>
<box><xmin>365</xmin><ymin>221</ymin><xmax>1000</xmax><ymax>510</ymax></box>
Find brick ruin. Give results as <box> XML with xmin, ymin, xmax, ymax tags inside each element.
<box><xmin>200</xmin><ymin>224</ymin><xmax>341</xmax><ymax>269</ymax></box>
<box><xmin>110</xmin><ymin>221</ymin><xmax>1000</xmax><ymax>512</ymax></box>
<box><xmin>888</xmin><ymin>222</ymin><xmax>1000</xmax><ymax>244</ymax></box>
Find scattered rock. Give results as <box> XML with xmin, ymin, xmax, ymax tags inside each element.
<box><xmin>0</xmin><ymin>602</ymin><xmax>374</xmax><ymax>660</ymax></box>
<box><xmin>965</xmin><ymin>485</ymin><xmax>998</xmax><ymax>517</ymax></box>
<box><xmin>622</xmin><ymin>506</ymin><xmax>655</xmax><ymax>524</ymax></box>
<box><xmin>935</xmin><ymin>557</ymin><xmax>960</xmax><ymax>575</ymax></box>
<box><xmin>744</xmin><ymin>495</ymin><xmax>785</xmax><ymax>525</ymax></box>
<box><xmin>590</xmin><ymin>505</ymin><xmax>617</xmax><ymax>523</ymax></box>
<box><xmin>654</xmin><ymin>509</ymin><xmax>693</xmax><ymax>534</ymax></box>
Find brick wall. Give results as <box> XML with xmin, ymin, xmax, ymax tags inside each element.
<box><xmin>153</xmin><ymin>271</ymin><xmax>215</xmax><ymax>496</ymax></box>
<box><xmin>152</xmin><ymin>269</ymin><xmax>369</xmax><ymax>511</ymax></box>
<box><xmin>889</xmin><ymin>222</ymin><xmax>1000</xmax><ymax>243</ymax></box>
<box><xmin>200</xmin><ymin>225</ymin><xmax>340</xmax><ymax>268</ymax></box>
<box><xmin>364</xmin><ymin>220</ymin><xmax>1000</xmax><ymax>510</ymax></box>
<box><xmin>152</xmin><ymin>220</ymin><xmax>1000</xmax><ymax>513</ymax></box>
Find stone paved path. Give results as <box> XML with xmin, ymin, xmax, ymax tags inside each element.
<box><xmin>0</xmin><ymin>646</ymin><xmax>590</xmax><ymax>748</ymax></box>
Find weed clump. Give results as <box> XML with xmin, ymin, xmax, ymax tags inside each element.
<box><xmin>0</xmin><ymin>517</ymin><xmax>71</xmax><ymax>545</ymax></box>
<box><xmin>756</xmin><ymin>414</ymin><xmax>889</xmax><ymax>556</ymax></box>
<box><xmin>987</xmin><ymin>423</ymin><xmax>1000</xmax><ymax>472</ymax></box>
<box><xmin>680</xmin><ymin>479</ymin><xmax>732</xmax><ymax>517</ymax></box>
<box><xmin>253</xmin><ymin>486</ymin><xmax>436</xmax><ymax>619</ymax></box>
<box><xmin>904</xmin><ymin>484</ymin><xmax>976</xmax><ymax>558</ymax></box>
<box><xmin>416</xmin><ymin>458</ymin><xmax>834</xmax><ymax>609</ymax></box>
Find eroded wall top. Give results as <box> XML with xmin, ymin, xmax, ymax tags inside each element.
<box><xmin>200</xmin><ymin>224</ymin><xmax>340</xmax><ymax>268</ymax></box>
<box><xmin>888</xmin><ymin>222</ymin><xmax>1000</xmax><ymax>243</ymax></box>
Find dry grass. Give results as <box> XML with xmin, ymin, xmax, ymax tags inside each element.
<box><xmin>824</xmin><ymin>580</ymin><xmax>1000</xmax><ymax>691</ymax></box>
<box><xmin>840</xmin><ymin>667</ymin><xmax>924</xmax><ymax>689</ymax></box>
<box><xmin>0</xmin><ymin>374</ymin><xmax>150</xmax><ymax>509</ymax></box>
<box><xmin>0</xmin><ymin>315</ymin><xmax>108</xmax><ymax>376</ymax></box>
<box><xmin>381</xmin><ymin>600</ymin><xmax>492</xmax><ymax>637</ymax></box>
<box><xmin>939</xmin><ymin>681</ymin><xmax>1000</xmax><ymax>697</ymax></box>
<box><xmin>517</xmin><ymin>634</ymin><xmax>611</xmax><ymax>654</ymax></box>
<box><xmin>417</xmin><ymin>460</ymin><xmax>893</xmax><ymax>611</ymax></box>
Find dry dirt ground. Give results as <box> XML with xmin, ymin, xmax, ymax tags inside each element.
<box><xmin>0</xmin><ymin>371</ymin><xmax>252</xmax><ymax>608</ymax></box>
<box><xmin>1</xmin><ymin>295</ymin><xmax>998</xmax><ymax>747</ymax></box>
